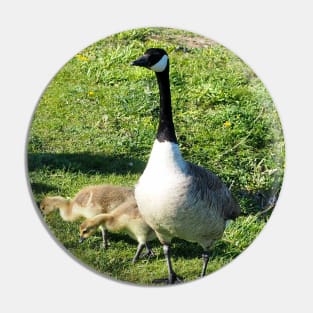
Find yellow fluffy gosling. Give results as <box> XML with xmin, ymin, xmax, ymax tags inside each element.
<box><xmin>40</xmin><ymin>185</ymin><xmax>133</xmax><ymax>248</ymax></box>
<box><xmin>79</xmin><ymin>197</ymin><xmax>156</xmax><ymax>263</ymax></box>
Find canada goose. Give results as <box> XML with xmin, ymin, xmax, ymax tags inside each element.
<box><xmin>132</xmin><ymin>48</ymin><xmax>240</xmax><ymax>284</ymax></box>
<box><xmin>79</xmin><ymin>197</ymin><xmax>156</xmax><ymax>263</ymax></box>
<box><xmin>40</xmin><ymin>185</ymin><xmax>133</xmax><ymax>249</ymax></box>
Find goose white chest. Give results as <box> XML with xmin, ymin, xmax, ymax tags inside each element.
<box><xmin>135</xmin><ymin>140</ymin><xmax>191</xmax><ymax>231</ymax></box>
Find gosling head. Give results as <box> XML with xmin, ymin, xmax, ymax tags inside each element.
<box><xmin>39</xmin><ymin>197</ymin><xmax>56</xmax><ymax>215</ymax></box>
<box><xmin>79</xmin><ymin>220</ymin><xmax>98</xmax><ymax>243</ymax></box>
<box><xmin>132</xmin><ymin>48</ymin><xmax>169</xmax><ymax>72</ymax></box>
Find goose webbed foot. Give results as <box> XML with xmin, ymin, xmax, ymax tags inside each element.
<box><xmin>152</xmin><ymin>272</ymin><xmax>183</xmax><ymax>285</ymax></box>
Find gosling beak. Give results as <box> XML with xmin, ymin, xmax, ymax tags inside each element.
<box><xmin>79</xmin><ymin>237</ymin><xmax>85</xmax><ymax>244</ymax></box>
<box><xmin>131</xmin><ymin>55</ymin><xmax>149</xmax><ymax>67</ymax></box>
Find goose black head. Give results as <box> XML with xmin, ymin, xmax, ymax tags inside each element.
<box><xmin>132</xmin><ymin>48</ymin><xmax>169</xmax><ymax>72</ymax></box>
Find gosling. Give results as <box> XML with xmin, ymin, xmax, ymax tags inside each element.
<box><xmin>40</xmin><ymin>184</ymin><xmax>134</xmax><ymax>248</ymax></box>
<box><xmin>79</xmin><ymin>197</ymin><xmax>156</xmax><ymax>263</ymax></box>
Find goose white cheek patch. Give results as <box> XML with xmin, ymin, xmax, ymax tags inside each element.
<box><xmin>150</xmin><ymin>55</ymin><xmax>168</xmax><ymax>72</ymax></box>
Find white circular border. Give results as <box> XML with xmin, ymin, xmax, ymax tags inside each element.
<box><xmin>1</xmin><ymin>1</ymin><xmax>312</xmax><ymax>312</ymax></box>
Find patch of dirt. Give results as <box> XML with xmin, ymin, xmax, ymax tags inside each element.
<box><xmin>149</xmin><ymin>33</ymin><xmax>215</xmax><ymax>48</ymax></box>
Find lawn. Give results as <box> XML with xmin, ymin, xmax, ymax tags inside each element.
<box><xmin>27</xmin><ymin>27</ymin><xmax>285</xmax><ymax>286</ymax></box>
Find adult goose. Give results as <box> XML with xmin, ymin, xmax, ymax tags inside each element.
<box><xmin>132</xmin><ymin>48</ymin><xmax>240</xmax><ymax>284</ymax></box>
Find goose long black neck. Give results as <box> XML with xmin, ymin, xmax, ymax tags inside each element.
<box><xmin>155</xmin><ymin>67</ymin><xmax>178</xmax><ymax>144</ymax></box>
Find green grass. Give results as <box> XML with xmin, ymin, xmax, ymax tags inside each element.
<box><xmin>27</xmin><ymin>27</ymin><xmax>285</xmax><ymax>286</ymax></box>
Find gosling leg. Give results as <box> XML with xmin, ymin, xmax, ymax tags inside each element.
<box><xmin>100</xmin><ymin>226</ymin><xmax>109</xmax><ymax>249</ymax></box>
<box><xmin>132</xmin><ymin>243</ymin><xmax>146</xmax><ymax>263</ymax></box>
<box><xmin>140</xmin><ymin>243</ymin><xmax>155</xmax><ymax>259</ymax></box>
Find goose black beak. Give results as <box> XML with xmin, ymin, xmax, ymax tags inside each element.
<box><xmin>131</xmin><ymin>55</ymin><xmax>148</xmax><ymax>67</ymax></box>
<box><xmin>79</xmin><ymin>237</ymin><xmax>85</xmax><ymax>244</ymax></box>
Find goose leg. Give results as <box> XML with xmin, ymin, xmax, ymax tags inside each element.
<box><xmin>152</xmin><ymin>244</ymin><xmax>182</xmax><ymax>284</ymax></box>
<box><xmin>201</xmin><ymin>251</ymin><xmax>210</xmax><ymax>277</ymax></box>
<box><xmin>132</xmin><ymin>243</ymin><xmax>146</xmax><ymax>263</ymax></box>
<box><xmin>100</xmin><ymin>227</ymin><xmax>109</xmax><ymax>249</ymax></box>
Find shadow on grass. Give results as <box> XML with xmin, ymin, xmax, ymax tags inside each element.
<box><xmin>27</xmin><ymin>152</ymin><xmax>146</xmax><ymax>175</ymax></box>
<box><xmin>29</xmin><ymin>182</ymin><xmax>60</xmax><ymax>195</ymax></box>
<box><xmin>73</xmin><ymin>232</ymin><xmax>218</xmax><ymax>261</ymax></box>
<box><xmin>236</xmin><ymin>188</ymin><xmax>280</xmax><ymax>217</ymax></box>
<box><xmin>74</xmin><ymin>231</ymin><xmax>160</xmax><ymax>252</ymax></box>
<box><xmin>170</xmin><ymin>238</ymin><xmax>236</xmax><ymax>259</ymax></box>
